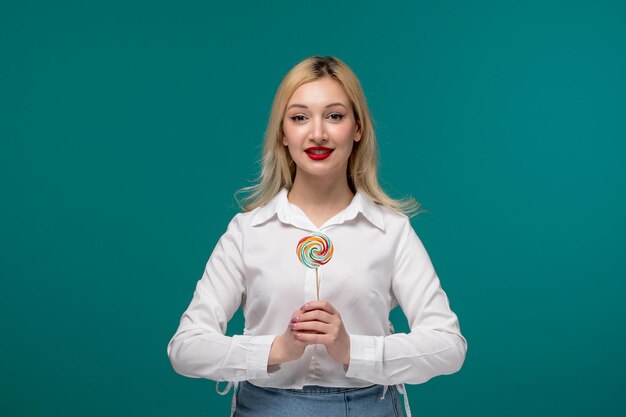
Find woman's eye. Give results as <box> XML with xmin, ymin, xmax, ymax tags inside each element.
<box><xmin>290</xmin><ymin>115</ymin><xmax>306</xmax><ymax>122</ymax></box>
<box><xmin>328</xmin><ymin>113</ymin><xmax>344</xmax><ymax>121</ymax></box>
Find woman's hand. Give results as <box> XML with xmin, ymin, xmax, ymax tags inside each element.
<box><xmin>268</xmin><ymin>309</ymin><xmax>311</xmax><ymax>366</ymax></box>
<box><xmin>289</xmin><ymin>300</ymin><xmax>351</xmax><ymax>366</ymax></box>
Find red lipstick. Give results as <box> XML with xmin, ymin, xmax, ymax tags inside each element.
<box><xmin>305</xmin><ymin>147</ymin><xmax>334</xmax><ymax>161</ymax></box>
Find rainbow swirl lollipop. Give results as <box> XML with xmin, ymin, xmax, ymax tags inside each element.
<box><xmin>296</xmin><ymin>232</ymin><xmax>334</xmax><ymax>300</ymax></box>
<box><xmin>296</xmin><ymin>232</ymin><xmax>334</xmax><ymax>269</ymax></box>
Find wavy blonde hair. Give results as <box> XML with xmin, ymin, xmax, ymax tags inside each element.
<box><xmin>235</xmin><ymin>56</ymin><xmax>422</xmax><ymax>217</ymax></box>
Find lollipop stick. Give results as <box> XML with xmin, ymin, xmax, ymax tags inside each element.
<box><xmin>315</xmin><ymin>267</ymin><xmax>320</xmax><ymax>301</ymax></box>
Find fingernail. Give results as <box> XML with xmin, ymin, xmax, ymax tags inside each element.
<box><xmin>291</xmin><ymin>316</ymin><xmax>299</xmax><ymax>323</ymax></box>
<box><xmin>300</xmin><ymin>304</ymin><xmax>308</xmax><ymax>310</ymax></box>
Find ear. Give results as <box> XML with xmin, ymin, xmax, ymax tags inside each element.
<box><xmin>354</xmin><ymin>125</ymin><xmax>362</xmax><ymax>142</ymax></box>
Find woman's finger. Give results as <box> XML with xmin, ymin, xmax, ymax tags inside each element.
<box><xmin>294</xmin><ymin>309</ymin><xmax>334</xmax><ymax>324</ymax></box>
<box><xmin>293</xmin><ymin>331</ymin><xmax>329</xmax><ymax>345</ymax></box>
<box><xmin>300</xmin><ymin>300</ymin><xmax>339</xmax><ymax>316</ymax></box>
<box><xmin>291</xmin><ymin>320</ymin><xmax>332</xmax><ymax>334</ymax></box>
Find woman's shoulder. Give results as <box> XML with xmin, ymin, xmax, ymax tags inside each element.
<box><xmin>231</xmin><ymin>188</ymin><xmax>286</xmax><ymax>227</ymax></box>
<box><xmin>358</xmin><ymin>192</ymin><xmax>411</xmax><ymax>233</ymax></box>
<box><xmin>228</xmin><ymin>207</ymin><xmax>262</xmax><ymax>226</ymax></box>
<box><xmin>224</xmin><ymin>202</ymin><xmax>279</xmax><ymax>234</ymax></box>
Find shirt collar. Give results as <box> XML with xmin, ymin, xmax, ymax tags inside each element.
<box><xmin>250</xmin><ymin>188</ymin><xmax>385</xmax><ymax>231</ymax></box>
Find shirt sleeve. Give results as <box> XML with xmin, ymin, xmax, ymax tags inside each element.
<box><xmin>345</xmin><ymin>218</ymin><xmax>468</xmax><ymax>385</ymax></box>
<box><xmin>166</xmin><ymin>214</ymin><xmax>279</xmax><ymax>381</ymax></box>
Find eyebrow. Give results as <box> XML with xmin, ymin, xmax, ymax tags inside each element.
<box><xmin>286</xmin><ymin>102</ymin><xmax>348</xmax><ymax>111</ymax></box>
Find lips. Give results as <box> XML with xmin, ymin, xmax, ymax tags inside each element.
<box><xmin>305</xmin><ymin>147</ymin><xmax>334</xmax><ymax>161</ymax></box>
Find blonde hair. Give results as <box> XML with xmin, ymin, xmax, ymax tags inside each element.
<box><xmin>235</xmin><ymin>56</ymin><xmax>422</xmax><ymax>217</ymax></box>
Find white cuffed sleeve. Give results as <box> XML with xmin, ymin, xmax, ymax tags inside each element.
<box><xmin>345</xmin><ymin>218</ymin><xmax>467</xmax><ymax>385</ymax></box>
<box><xmin>166</xmin><ymin>214</ymin><xmax>277</xmax><ymax>381</ymax></box>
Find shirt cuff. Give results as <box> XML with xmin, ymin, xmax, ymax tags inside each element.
<box><xmin>345</xmin><ymin>334</ymin><xmax>378</xmax><ymax>380</ymax></box>
<box><xmin>238</xmin><ymin>334</ymin><xmax>277</xmax><ymax>379</ymax></box>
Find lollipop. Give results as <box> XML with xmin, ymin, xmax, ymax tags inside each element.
<box><xmin>296</xmin><ymin>232</ymin><xmax>334</xmax><ymax>300</ymax></box>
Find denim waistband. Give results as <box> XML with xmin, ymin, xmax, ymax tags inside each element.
<box><xmin>219</xmin><ymin>381</ymin><xmax>411</xmax><ymax>417</ymax></box>
<box><xmin>252</xmin><ymin>382</ymin><xmax>377</xmax><ymax>395</ymax></box>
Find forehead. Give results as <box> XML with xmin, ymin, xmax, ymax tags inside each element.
<box><xmin>287</xmin><ymin>77</ymin><xmax>350</xmax><ymax>107</ymax></box>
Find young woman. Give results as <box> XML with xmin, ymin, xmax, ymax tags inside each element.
<box><xmin>167</xmin><ymin>56</ymin><xmax>467</xmax><ymax>417</ymax></box>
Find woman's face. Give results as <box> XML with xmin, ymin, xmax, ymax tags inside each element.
<box><xmin>282</xmin><ymin>77</ymin><xmax>361</xmax><ymax>184</ymax></box>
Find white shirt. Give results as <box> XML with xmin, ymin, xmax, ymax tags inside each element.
<box><xmin>167</xmin><ymin>188</ymin><xmax>467</xmax><ymax>392</ymax></box>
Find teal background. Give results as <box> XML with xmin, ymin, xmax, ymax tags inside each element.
<box><xmin>1</xmin><ymin>1</ymin><xmax>624</xmax><ymax>416</ymax></box>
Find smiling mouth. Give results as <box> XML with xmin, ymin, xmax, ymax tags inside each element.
<box><xmin>305</xmin><ymin>147</ymin><xmax>334</xmax><ymax>155</ymax></box>
<box><xmin>305</xmin><ymin>147</ymin><xmax>334</xmax><ymax>160</ymax></box>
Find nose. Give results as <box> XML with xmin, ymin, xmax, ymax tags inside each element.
<box><xmin>309</xmin><ymin>117</ymin><xmax>328</xmax><ymax>143</ymax></box>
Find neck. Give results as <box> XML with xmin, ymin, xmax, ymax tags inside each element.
<box><xmin>288</xmin><ymin>172</ymin><xmax>354</xmax><ymax>211</ymax></box>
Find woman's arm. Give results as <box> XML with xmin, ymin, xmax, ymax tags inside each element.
<box><xmin>345</xmin><ymin>218</ymin><xmax>468</xmax><ymax>385</ymax></box>
<box><xmin>166</xmin><ymin>215</ymin><xmax>278</xmax><ymax>381</ymax></box>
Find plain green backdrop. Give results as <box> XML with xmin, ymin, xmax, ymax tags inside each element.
<box><xmin>1</xmin><ymin>0</ymin><xmax>624</xmax><ymax>416</ymax></box>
